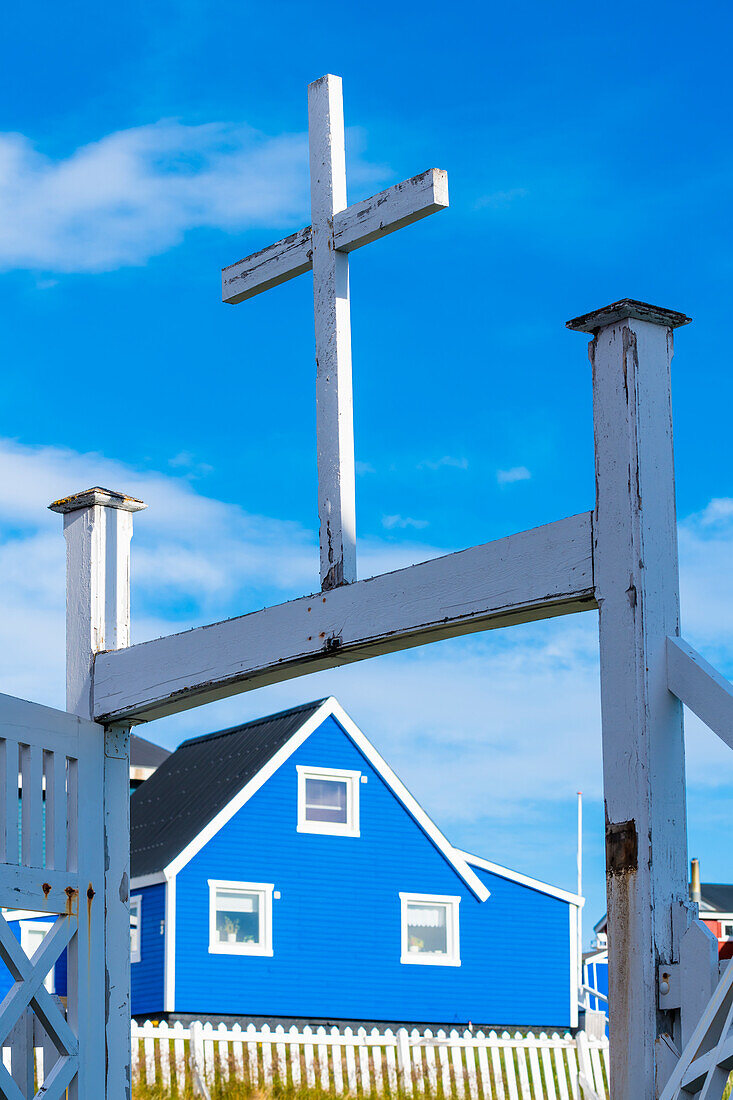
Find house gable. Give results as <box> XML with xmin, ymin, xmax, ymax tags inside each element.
<box><xmin>139</xmin><ymin>698</ymin><xmax>487</xmax><ymax>901</ymax></box>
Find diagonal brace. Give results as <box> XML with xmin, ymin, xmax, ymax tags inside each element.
<box><xmin>667</xmin><ymin>636</ymin><xmax>733</xmax><ymax>751</ymax></box>
<box><xmin>0</xmin><ymin>915</ymin><xmax>78</xmax><ymax>1055</ymax></box>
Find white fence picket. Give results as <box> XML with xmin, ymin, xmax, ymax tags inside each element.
<box><xmin>303</xmin><ymin>1024</ymin><xmax>316</xmax><ymax>1087</ymax></box>
<box><xmin>159</xmin><ymin>1026</ymin><xmax>171</xmax><ymax>1087</ymax></box>
<box><xmin>144</xmin><ymin>1024</ymin><xmax>156</xmax><ymax>1084</ymax></box>
<box><xmin>384</xmin><ymin>1027</ymin><xmax>398</xmax><ymax>1093</ymax></box>
<box><xmin>436</xmin><ymin>1030</ymin><xmax>452</xmax><ymax>1097</ymax></box>
<box><xmin>344</xmin><ymin>1026</ymin><xmax>358</xmax><ymax>1093</ymax></box>
<box><xmin>202</xmin><ymin>1022</ymin><xmax>216</xmax><ymax>1083</ymax></box>
<box><xmin>173</xmin><ymin>1020</ymin><xmax>187</xmax><ymax>1090</ymax></box>
<box><xmin>552</xmin><ymin>1033</ymin><xmax>570</xmax><ymax>1100</ymax></box>
<box><xmin>527</xmin><ymin>1037</ymin><xmax>543</xmax><ymax>1097</ymax></box>
<box><xmin>262</xmin><ymin>1022</ymin><xmax>274</xmax><ymax>1084</ymax></box>
<box><xmin>500</xmin><ymin>1032</ymin><xmax>520</xmax><ymax>1100</ymax></box>
<box><xmin>449</xmin><ymin>1029</ymin><xmax>465</xmax><ymax>1098</ymax></box>
<box><xmin>489</xmin><ymin>1032</ymin><xmax>507</xmax><ymax>1100</ymax></box>
<box><xmin>22</xmin><ymin>1017</ymin><xmax>610</xmax><ymax>1098</ymax></box>
<box><xmin>410</xmin><ymin>1028</ymin><xmax>425</xmax><ymax>1097</ymax></box>
<box><xmin>217</xmin><ymin>1021</ymin><xmax>229</xmax><ymax>1081</ymax></box>
<box><xmin>230</xmin><ymin>1022</ymin><xmax>244</xmax><ymax>1081</ymax></box>
<box><xmin>539</xmin><ymin>1035</ymin><xmax>558</xmax><ymax>1100</ymax></box>
<box><xmin>275</xmin><ymin>1023</ymin><xmax>287</xmax><ymax>1084</ymax></box>
<box><xmin>515</xmin><ymin>1033</ymin><xmax>532</xmax><ymax>1099</ymax></box>
<box><xmin>422</xmin><ymin>1028</ymin><xmax>438</xmax><ymax>1095</ymax></box>
<box><xmin>289</xmin><ymin>1024</ymin><xmax>302</xmax><ymax>1088</ymax></box>
<box><xmin>247</xmin><ymin>1022</ymin><xmax>260</xmax><ymax>1086</ymax></box>
<box><xmin>371</xmin><ymin>1026</ymin><xmax>385</xmax><ymax>1093</ymax></box>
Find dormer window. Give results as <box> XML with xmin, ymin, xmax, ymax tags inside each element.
<box><xmin>297</xmin><ymin>766</ymin><xmax>360</xmax><ymax>836</ymax></box>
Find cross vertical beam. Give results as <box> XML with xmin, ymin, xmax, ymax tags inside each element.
<box><xmin>308</xmin><ymin>75</ymin><xmax>357</xmax><ymax>589</ymax></box>
<box><xmin>49</xmin><ymin>486</ymin><xmax>146</xmax><ymax>1100</ymax></box>
<box><xmin>568</xmin><ymin>300</ymin><xmax>703</xmax><ymax>1098</ymax></box>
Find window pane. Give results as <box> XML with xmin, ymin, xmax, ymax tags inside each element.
<box><xmin>305</xmin><ymin>778</ymin><xmax>348</xmax><ymax>823</ymax></box>
<box><xmin>215</xmin><ymin>890</ymin><xmax>261</xmax><ymax>945</ymax></box>
<box><xmin>406</xmin><ymin>903</ymin><xmax>448</xmax><ymax>955</ymax></box>
<box><xmin>130</xmin><ymin>901</ymin><xmax>140</xmax><ymax>956</ymax></box>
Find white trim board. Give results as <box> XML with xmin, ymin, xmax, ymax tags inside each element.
<box><xmin>458</xmin><ymin>851</ymin><xmax>583</xmax><ymax>907</ymax></box>
<box><xmin>163</xmin><ymin>698</ymin><xmax>489</xmax><ymax>902</ymax></box>
<box><xmin>164</xmin><ymin>873</ymin><xmax>176</xmax><ymax>1013</ymax></box>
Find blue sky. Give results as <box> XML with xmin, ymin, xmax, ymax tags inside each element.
<box><xmin>1</xmin><ymin>0</ymin><xmax>731</xmax><ymax>938</ymax></box>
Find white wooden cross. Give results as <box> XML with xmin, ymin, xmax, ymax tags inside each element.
<box><xmin>222</xmin><ymin>74</ymin><xmax>448</xmax><ymax>590</ymax></box>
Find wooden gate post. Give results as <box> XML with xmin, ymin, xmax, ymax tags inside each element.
<box><xmin>568</xmin><ymin>301</ymin><xmax>695</xmax><ymax>1098</ymax></box>
<box><xmin>50</xmin><ymin>486</ymin><xmax>146</xmax><ymax>1100</ymax></box>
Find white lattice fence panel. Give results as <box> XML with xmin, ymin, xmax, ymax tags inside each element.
<box><xmin>0</xmin><ymin>691</ymin><xmax>105</xmax><ymax>1099</ymax></box>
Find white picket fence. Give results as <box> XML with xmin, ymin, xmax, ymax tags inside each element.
<box><xmin>130</xmin><ymin>1020</ymin><xmax>610</xmax><ymax>1098</ymax></box>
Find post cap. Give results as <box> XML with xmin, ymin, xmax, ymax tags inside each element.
<box><xmin>566</xmin><ymin>299</ymin><xmax>692</xmax><ymax>334</ymax></box>
<box><xmin>48</xmin><ymin>487</ymin><xmax>147</xmax><ymax>514</ymax></box>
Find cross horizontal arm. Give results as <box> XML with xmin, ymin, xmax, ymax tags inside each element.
<box><xmin>93</xmin><ymin>511</ymin><xmax>595</xmax><ymax>723</ymax></box>
<box><xmin>666</xmin><ymin>635</ymin><xmax>733</xmax><ymax>751</ymax></box>
<box><xmin>332</xmin><ymin>168</ymin><xmax>448</xmax><ymax>253</ymax></box>
<box><xmin>221</xmin><ymin>169</ymin><xmax>448</xmax><ymax>305</ymax></box>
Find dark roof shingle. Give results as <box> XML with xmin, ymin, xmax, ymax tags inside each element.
<box><xmin>701</xmin><ymin>884</ymin><xmax>733</xmax><ymax>913</ymax></box>
<box><xmin>131</xmin><ymin>699</ymin><xmax>326</xmax><ymax>878</ymax></box>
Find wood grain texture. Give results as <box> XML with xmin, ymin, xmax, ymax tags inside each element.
<box><xmin>220</xmin><ymin>170</ymin><xmax>448</xmax><ymax>305</ymax></box>
<box><xmin>93</xmin><ymin>511</ymin><xmax>595</xmax><ymax>723</ymax></box>
<box><xmin>309</xmin><ymin>74</ymin><xmax>357</xmax><ymax>589</ymax></box>
<box><xmin>587</xmin><ymin>310</ymin><xmax>696</xmax><ymax>1099</ymax></box>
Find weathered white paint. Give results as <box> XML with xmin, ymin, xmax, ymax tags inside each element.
<box><xmin>667</xmin><ymin>636</ymin><xmax>733</xmax><ymax>751</ymax></box>
<box><xmin>0</xmin><ymin>690</ymin><xmax>106</xmax><ymax>1099</ymax></box>
<box><xmin>221</xmin><ymin>169</ymin><xmax>447</xmax><ymax>305</ymax></box>
<box><xmin>49</xmin><ymin>486</ymin><xmax>146</xmax><ymax>1100</ymax></box>
<box><xmin>93</xmin><ymin>510</ymin><xmax>594</xmax><ymax>722</ymax></box>
<box><xmin>221</xmin><ymin>77</ymin><xmax>448</xmax><ymax>591</ymax></box>
<box><xmin>659</xmin><ymin>958</ymin><xmax>733</xmax><ymax>1100</ymax></box>
<box><xmin>567</xmin><ymin>299</ymin><xmax>702</xmax><ymax>1098</ymax></box>
<box><xmin>308</xmin><ymin>75</ymin><xmax>356</xmax><ymax>589</ymax></box>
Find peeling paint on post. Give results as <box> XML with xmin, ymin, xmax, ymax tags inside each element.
<box><xmin>50</xmin><ymin>486</ymin><xmax>146</xmax><ymax>1100</ymax></box>
<box><xmin>568</xmin><ymin>301</ymin><xmax>699</xmax><ymax>1099</ymax></box>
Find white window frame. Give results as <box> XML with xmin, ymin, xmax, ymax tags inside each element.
<box><xmin>130</xmin><ymin>895</ymin><xmax>142</xmax><ymax>963</ymax></box>
<box><xmin>208</xmin><ymin>880</ymin><xmax>274</xmax><ymax>956</ymax></box>
<box><xmin>296</xmin><ymin>765</ymin><xmax>361</xmax><ymax>837</ymax></box>
<box><xmin>19</xmin><ymin>921</ymin><xmax>54</xmax><ymax>992</ymax></box>
<box><xmin>720</xmin><ymin>919</ymin><xmax>733</xmax><ymax>941</ymax></box>
<box><xmin>399</xmin><ymin>892</ymin><xmax>461</xmax><ymax>967</ymax></box>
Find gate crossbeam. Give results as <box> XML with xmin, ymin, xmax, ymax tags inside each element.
<box><xmin>92</xmin><ymin>510</ymin><xmax>596</xmax><ymax>723</ymax></box>
<box><xmin>667</xmin><ymin>636</ymin><xmax>733</xmax><ymax>752</ymax></box>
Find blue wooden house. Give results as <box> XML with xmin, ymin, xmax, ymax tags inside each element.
<box><xmin>130</xmin><ymin>698</ymin><xmax>582</xmax><ymax>1028</ymax></box>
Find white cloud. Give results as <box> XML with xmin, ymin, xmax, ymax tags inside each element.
<box><xmin>0</xmin><ymin>121</ymin><xmax>386</xmax><ymax>273</ymax></box>
<box><xmin>381</xmin><ymin>514</ymin><xmax>429</xmax><ymax>530</ymax></box>
<box><xmin>496</xmin><ymin>465</ymin><xmax>531</xmax><ymax>485</ymax></box>
<box><xmin>418</xmin><ymin>456</ymin><xmax>468</xmax><ymax>472</ymax></box>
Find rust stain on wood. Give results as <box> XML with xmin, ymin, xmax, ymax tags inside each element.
<box><xmin>606</xmin><ymin>818</ymin><xmax>638</xmax><ymax>876</ymax></box>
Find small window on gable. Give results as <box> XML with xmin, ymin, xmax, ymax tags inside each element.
<box><xmin>400</xmin><ymin>893</ymin><xmax>460</xmax><ymax>967</ymax></box>
<box><xmin>208</xmin><ymin>880</ymin><xmax>274</xmax><ymax>956</ymax></box>
<box><xmin>296</xmin><ymin>766</ymin><xmax>360</xmax><ymax>836</ymax></box>
<box><xmin>721</xmin><ymin>922</ymin><xmax>733</xmax><ymax>941</ymax></box>
<box><xmin>130</xmin><ymin>896</ymin><xmax>141</xmax><ymax>964</ymax></box>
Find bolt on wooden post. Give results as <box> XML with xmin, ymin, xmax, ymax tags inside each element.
<box><xmin>49</xmin><ymin>486</ymin><xmax>146</xmax><ymax>1100</ymax></box>
<box><xmin>568</xmin><ymin>300</ymin><xmax>694</xmax><ymax>1098</ymax></box>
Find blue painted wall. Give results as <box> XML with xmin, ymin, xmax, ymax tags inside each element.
<box><xmin>131</xmin><ymin>882</ymin><xmax>165</xmax><ymax>1016</ymax></box>
<box><xmin>134</xmin><ymin>714</ymin><xmax>574</xmax><ymax>1025</ymax></box>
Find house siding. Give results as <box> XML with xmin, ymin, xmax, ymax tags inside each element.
<box><xmin>131</xmin><ymin>882</ymin><xmax>165</xmax><ymax>1016</ymax></box>
<box><xmin>167</xmin><ymin>715</ymin><xmax>572</xmax><ymax>1026</ymax></box>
